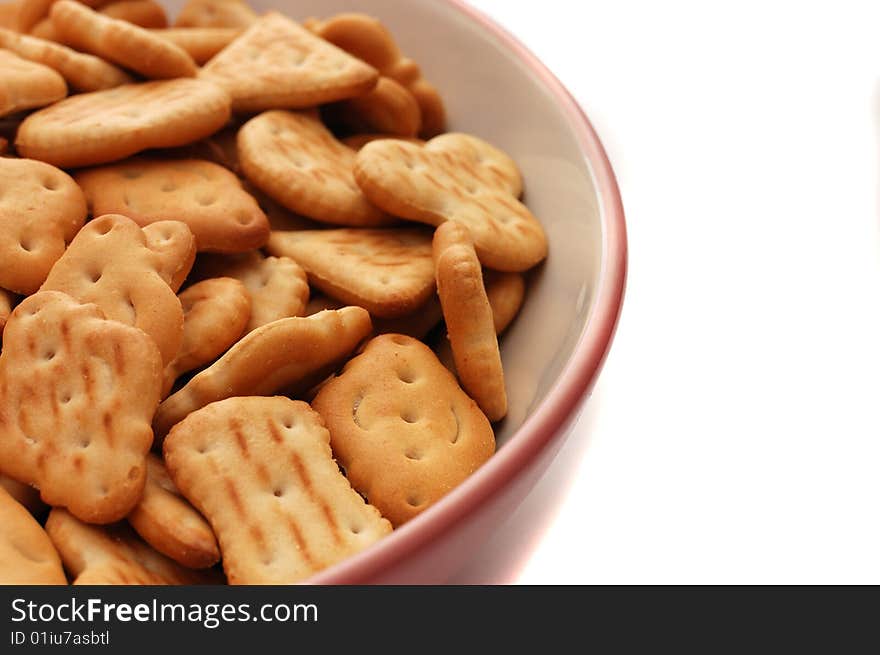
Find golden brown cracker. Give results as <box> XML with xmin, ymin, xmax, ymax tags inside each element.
<box><xmin>0</xmin><ymin>473</ymin><xmax>45</xmax><ymax>515</ymax></box>
<box><xmin>149</xmin><ymin>26</ymin><xmax>240</xmax><ymax>64</ymax></box>
<box><xmin>164</xmin><ymin>396</ymin><xmax>391</xmax><ymax>584</ymax></box>
<box><xmin>0</xmin><ymin>2</ymin><xmax>19</xmax><ymax>30</ymax></box>
<box><xmin>484</xmin><ymin>270</ymin><xmax>525</xmax><ymax>334</ymax></box>
<box><xmin>342</xmin><ymin>133</ymin><xmax>423</xmax><ymax>150</ymax></box>
<box><xmin>99</xmin><ymin>0</ymin><xmax>166</xmax><ymax>28</ymax></box>
<box><xmin>0</xmin><ymin>486</ymin><xmax>66</xmax><ymax>584</ymax></box>
<box><xmin>0</xmin><ymin>48</ymin><xmax>66</xmax><ymax>118</ymax></box>
<box><xmin>312</xmin><ymin>334</ymin><xmax>495</xmax><ymax>526</ymax></box>
<box><xmin>28</xmin><ymin>17</ymin><xmax>58</xmax><ymax>41</ymax></box>
<box><xmin>304</xmin><ymin>292</ymin><xmax>443</xmax><ymax>341</ymax></box>
<box><xmin>0</xmin><ymin>288</ymin><xmax>10</xmax><ymax>332</ymax></box>
<box><xmin>323</xmin><ymin>76</ymin><xmax>421</xmax><ymax>138</ymax></box>
<box><xmin>174</xmin><ymin>0</ymin><xmax>255</xmax><ymax>29</ymax></box>
<box><xmin>17</xmin><ymin>0</ymin><xmax>112</xmax><ymax>33</ymax></box>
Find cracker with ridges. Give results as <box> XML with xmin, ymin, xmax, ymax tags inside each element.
<box><xmin>355</xmin><ymin>134</ymin><xmax>548</xmax><ymax>272</ymax></box>
<box><xmin>163</xmin><ymin>276</ymin><xmax>250</xmax><ymax>396</ymax></box>
<box><xmin>0</xmin><ymin>49</ymin><xmax>66</xmax><ymax>118</ymax></box>
<box><xmin>0</xmin><ymin>486</ymin><xmax>66</xmax><ymax>584</ymax></box>
<box><xmin>153</xmin><ymin>307</ymin><xmax>372</xmax><ymax>440</ymax></box>
<box><xmin>16</xmin><ymin>79</ymin><xmax>231</xmax><ymax>168</ymax></box>
<box><xmin>50</xmin><ymin>1</ymin><xmax>196</xmax><ymax>79</ymax></box>
<box><xmin>323</xmin><ymin>76</ymin><xmax>421</xmax><ymax>138</ymax></box>
<box><xmin>164</xmin><ymin>396</ymin><xmax>391</xmax><ymax>584</ymax></box>
<box><xmin>127</xmin><ymin>453</ymin><xmax>220</xmax><ymax>569</ymax></box>
<box><xmin>267</xmin><ymin>228</ymin><xmax>434</xmax><ymax>318</ymax></box>
<box><xmin>0</xmin><ymin>157</ymin><xmax>86</xmax><ymax>295</ymax></box>
<box><xmin>40</xmin><ymin>214</ymin><xmax>195</xmax><ymax>366</ymax></box>
<box><xmin>75</xmin><ymin>158</ymin><xmax>269</xmax><ymax>253</ymax></box>
<box><xmin>46</xmin><ymin>508</ymin><xmax>220</xmax><ymax>584</ymax></box>
<box><xmin>433</xmin><ymin>222</ymin><xmax>506</xmax><ymax>421</ymax></box>
<box><xmin>0</xmin><ymin>473</ymin><xmax>45</xmax><ymax>515</ymax></box>
<box><xmin>100</xmin><ymin>0</ymin><xmax>166</xmax><ymax>28</ymax></box>
<box><xmin>174</xmin><ymin>0</ymin><xmax>255</xmax><ymax>29</ymax></box>
<box><xmin>0</xmin><ymin>291</ymin><xmax>162</xmax><ymax>523</ymax></box>
<box><xmin>199</xmin><ymin>12</ymin><xmax>378</xmax><ymax>113</ymax></box>
<box><xmin>312</xmin><ymin>334</ymin><xmax>495</xmax><ymax>526</ymax></box>
<box><xmin>150</xmin><ymin>27</ymin><xmax>240</xmax><ymax>64</ymax></box>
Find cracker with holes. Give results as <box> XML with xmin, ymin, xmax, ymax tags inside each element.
<box><xmin>50</xmin><ymin>1</ymin><xmax>196</xmax><ymax>79</ymax></box>
<box><xmin>312</xmin><ymin>334</ymin><xmax>495</xmax><ymax>526</ymax></box>
<box><xmin>433</xmin><ymin>222</ymin><xmax>507</xmax><ymax>421</ymax></box>
<box><xmin>354</xmin><ymin>133</ymin><xmax>548</xmax><ymax>272</ymax></box>
<box><xmin>163</xmin><ymin>276</ymin><xmax>250</xmax><ymax>396</ymax></box>
<box><xmin>16</xmin><ymin>78</ymin><xmax>231</xmax><ymax>168</ymax></box>
<box><xmin>0</xmin><ymin>49</ymin><xmax>67</xmax><ymax>118</ymax></box>
<box><xmin>199</xmin><ymin>12</ymin><xmax>378</xmax><ymax>113</ymax></box>
<box><xmin>153</xmin><ymin>307</ymin><xmax>372</xmax><ymax>440</ymax></box>
<box><xmin>75</xmin><ymin>158</ymin><xmax>270</xmax><ymax>253</ymax></box>
<box><xmin>0</xmin><ymin>157</ymin><xmax>87</xmax><ymax>295</ymax></box>
<box><xmin>46</xmin><ymin>508</ymin><xmax>220</xmax><ymax>584</ymax></box>
<box><xmin>150</xmin><ymin>27</ymin><xmax>241</xmax><ymax>64</ymax></box>
<box><xmin>40</xmin><ymin>214</ymin><xmax>195</xmax><ymax>366</ymax></box>
<box><xmin>164</xmin><ymin>396</ymin><xmax>391</xmax><ymax>584</ymax></box>
<box><xmin>266</xmin><ymin>228</ymin><xmax>435</xmax><ymax>318</ymax></box>
<box><xmin>323</xmin><ymin>76</ymin><xmax>421</xmax><ymax>138</ymax></box>
<box><xmin>238</xmin><ymin>110</ymin><xmax>393</xmax><ymax>227</ymax></box>
<box><xmin>194</xmin><ymin>251</ymin><xmax>309</xmax><ymax>333</ymax></box>
<box><xmin>0</xmin><ymin>291</ymin><xmax>162</xmax><ymax>523</ymax></box>
<box><xmin>174</xmin><ymin>0</ymin><xmax>255</xmax><ymax>29</ymax></box>
<box><xmin>127</xmin><ymin>453</ymin><xmax>220</xmax><ymax>569</ymax></box>
<box><xmin>0</xmin><ymin>486</ymin><xmax>67</xmax><ymax>584</ymax></box>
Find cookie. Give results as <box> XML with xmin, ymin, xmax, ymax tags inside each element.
<box><xmin>0</xmin><ymin>291</ymin><xmax>162</xmax><ymax>523</ymax></box>
<box><xmin>0</xmin><ymin>473</ymin><xmax>46</xmax><ymax>515</ymax></box>
<box><xmin>50</xmin><ymin>1</ymin><xmax>196</xmax><ymax>79</ymax></box>
<box><xmin>99</xmin><ymin>0</ymin><xmax>167</xmax><ymax>28</ymax></box>
<box><xmin>0</xmin><ymin>157</ymin><xmax>87</xmax><ymax>295</ymax></box>
<box><xmin>174</xmin><ymin>0</ymin><xmax>255</xmax><ymax>29</ymax></box>
<box><xmin>164</xmin><ymin>396</ymin><xmax>391</xmax><ymax>584</ymax></box>
<box><xmin>75</xmin><ymin>158</ymin><xmax>270</xmax><ymax>253</ymax></box>
<box><xmin>45</xmin><ymin>508</ymin><xmax>220</xmax><ymax>584</ymax></box>
<box><xmin>127</xmin><ymin>453</ymin><xmax>220</xmax><ymax>569</ymax></box>
<box><xmin>153</xmin><ymin>307</ymin><xmax>372</xmax><ymax>440</ymax></box>
<box><xmin>354</xmin><ymin>134</ymin><xmax>548</xmax><ymax>272</ymax></box>
<box><xmin>149</xmin><ymin>27</ymin><xmax>240</xmax><ymax>64</ymax></box>
<box><xmin>239</xmin><ymin>110</ymin><xmax>392</xmax><ymax>227</ymax></box>
<box><xmin>199</xmin><ymin>12</ymin><xmax>378</xmax><ymax>113</ymax></box>
<box><xmin>312</xmin><ymin>334</ymin><xmax>495</xmax><ymax>526</ymax></box>
<box><xmin>0</xmin><ymin>49</ymin><xmax>66</xmax><ymax>118</ymax></box>
<box><xmin>266</xmin><ymin>228</ymin><xmax>435</xmax><ymax>318</ymax></box>
<box><xmin>0</xmin><ymin>486</ymin><xmax>66</xmax><ymax>584</ymax></box>
<box><xmin>40</xmin><ymin>214</ymin><xmax>195</xmax><ymax>366</ymax></box>
<box><xmin>16</xmin><ymin>78</ymin><xmax>231</xmax><ymax>168</ymax></box>
<box><xmin>163</xmin><ymin>276</ymin><xmax>250</xmax><ymax>396</ymax></box>
<box><xmin>323</xmin><ymin>76</ymin><xmax>421</xmax><ymax>138</ymax></box>
<box><xmin>433</xmin><ymin>221</ymin><xmax>506</xmax><ymax>421</ymax></box>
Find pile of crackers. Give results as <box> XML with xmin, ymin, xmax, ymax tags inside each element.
<box><xmin>0</xmin><ymin>0</ymin><xmax>549</xmax><ymax>585</ymax></box>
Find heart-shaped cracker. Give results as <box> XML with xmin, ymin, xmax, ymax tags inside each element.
<box><xmin>163</xmin><ymin>276</ymin><xmax>250</xmax><ymax>396</ymax></box>
<box><xmin>154</xmin><ymin>307</ymin><xmax>372</xmax><ymax>440</ymax></box>
<box><xmin>0</xmin><ymin>291</ymin><xmax>162</xmax><ymax>523</ymax></box>
<box><xmin>0</xmin><ymin>49</ymin><xmax>66</xmax><ymax>118</ymax></box>
<box><xmin>312</xmin><ymin>334</ymin><xmax>495</xmax><ymax>526</ymax></box>
<box><xmin>0</xmin><ymin>486</ymin><xmax>66</xmax><ymax>584</ymax></box>
<box><xmin>354</xmin><ymin>134</ymin><xmax>548</xmax><ymax>272</ymax></box>
<box><xmin>0</xmin><ymin>157</ymin><xmax>86</xmax><ymax>295</ymax></box>
<box><xmin>323</xmin><ymin>76</ymin><xmax>421</xmax><ymax>138</ymax></box>
<box><xmin>149</xmin><ymin>26</ymin><xmax>241</xmax><ymax>64</ymax></box>
<box><xmin>15</xmin><ymin>78</ymin><xmax>231</xmax><ymax>168</ymax></box>
<box><xmin>199</xmin><ymin>12</ymin><xmax>378</xmax><ymax>113</ymax></box>
<box><xmin>46</xmin><ymin>508</ymin><xmax>220</xmax><ymax>584</ymax></box>
<box><xmin>127</xmin><ymin>453</ymin><xmax>220</xmax><ymax>569</ymax></box>
<box><xmin>0</xmin><ymin>473</ymin><xmax>46</xmax><ymax>516</ymax></box>
<box><xmin>238</xmin><ymin>110</ymin><xmax>393</xmax><ymax>227</ymax></box>
<box><xmin>174</xmin><ymin>0</ymin><xmax>255</xmax><ymax>29</ymax></box>
<box><xmin>266</xmin><ymin>228</ymin><xmax>435</xmax><ymax>318</ymax></box>
<box><xmin>75</xmin><ymin>158</ymin><xmax>270</xmax><ymax>253</ymax></box>
<box><xmin>40</xmin><ymin>214</ymin><xmax>195</xmax><ymax>366</ymax></box>
<box><xmin>164</xmin><ymin>396</ymin><xmax>391</xmax><ymax>584</ymax></box>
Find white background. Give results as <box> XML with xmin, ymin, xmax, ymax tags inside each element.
<box><xmin>451</xmin><ymin>0</ymin><xmax>880</xmax><ymax>583</ymax></box>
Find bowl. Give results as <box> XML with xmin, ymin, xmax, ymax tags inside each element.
<box><xmin>163</xmin><ymin>0</ymin><xmax>628</xmax><ymax>583</ymax></box>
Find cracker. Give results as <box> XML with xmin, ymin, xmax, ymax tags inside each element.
<box><xmin>163</xmin><ymin>276</ymin><xmax>250</xmax><ymax>396</ymax></box>
<box><xmin>50</xmin><ymin>0</ymin><xmax>197</xmax><ymax>79</ymax></box>
<box><xmin>193</xmin><ymin>251</ymin><xmax>309</xmax><ymax>333</ymax></box>
<box><xmin>127</xmin><ymin>453</ymin><xmax>220</xmax><ymax>569</ymax></box>
<box><xmin>46</xmin><ymin>508</ymin><xmax>220</xmax><ymax>584</ymax></box>
<box><xmin>16</xmin><ymin>78</ymin><xmax>231</xmax><ymax>168</ymax></box>
<box><xmin>312</xmin><ymin>334</ymin><xmax>495</xmax><ymax>526</ymax></box>
<box><xmin>0</xmin><ymin>486</ymin><xmax>66</xmax><ymax>584</ymax></box>
<box><xmin>0</xmin><ymin>157</ymin><xmax>87</xmax><ymax>295</ymax></box>
<box><xmin>174</xmin><ymin>0</ymin><xmax>255</xmax><ymax>29</ymax></box>
<box><xmin>75</xmin><ymin>158</ymin><xmax>270</xmax><ymax>253</ymax></box>
<box><xmin>100</xmin><ymin>0</ymin><xmax>167</xmax><ymax>28</ymax></box>
<box><xmin>28</xmin><ymin>18</ymin><xmax>58</xmax><ymax>41</ymax></box>
<box><xmin>323</xmin><ymin>76</ymin><xmax>421</xmax><ymax>138</ymax></box>
<box><xmin>0</xmin><ymin>2</ymin><xmax>18</xmax><ymax>30</ymax></box>
<box><xmin>239</xmin><ymin>110</ymin><xmax>393</xmax><ymax>227</ymax></box>
<box><xmin>484</xmin><ymin>270</ymin><xmax>525</xmax><ymax>334</ymax></box>
<box><xmin>199</xmin><ymin>12</ymin><xmax>378</xmax><ymax>113</ymax></box>
<box><xmin>17</xmin><ymin>0</ymin><xmax>111</xmax><ymax>33</ymax></box>
<box><xmin>164</xmin><ymin>396</ymin><xmax>391</xmax><ymax>584</ymax></box>
<box><xmin>266</xmin><ymin>228</ymin><xmax>435</xmax><ymax>318</ymax></box>
<box><xmin>0</xmin><ymin>288</ymin><xmax>11</xmax><ymax>332</ymax></box>
<box><xmin>149</xmin><ymin>27</ymin><xmax>240</xmax><ymax>64</ymax></box>
<box><xmin>354</xmin><ymin>134</ymin><xmax>548</xmax><ymax>272</ymax></box>
<box><xmin>0</xmin><ymin>135</ymin><xmax>7</xmax><ymax>155</ymax></box>
<box><xmin>0</xmin><ymin>49</ymin><xmax>66</xmax><ymax>118</ymax></box>
<box><xmin>342</xmin><ymin>133</ymin><xmax>424</xmax><ymax>150</ymax></box>
<box><xmin>153</xmin><ymin>307</ymin><xmax>372</xmax><ymax>440</ymax></box>
<box><xmin>0</xmin><ymin>291</ymin><xmax>162</xmax><ymax>523</ymax></box>
<box><xmin>305</xmin><ymin>292</ymin><xmax>443</xmax><ymax>341</ymax></box>
<box><xmin>40</xmin><ymin>214</ymin><xmax>195</xmax><ymax>366</ymax></box>
<box><xmin>0</xmin><ymin>27</ymin><xmax>133</xmax><ymax>92</ymax></box>
<box><xmin>0</xmin><ymin>473</ymin><xmax>46</xmax><ymax>515</ymax></box>
<box><xmin>433</xmin><ymin>222</ymin><xmax>506</xmax><ymax>421</ymax></box>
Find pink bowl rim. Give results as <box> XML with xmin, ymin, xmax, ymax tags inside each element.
<box><xmin>309</xmin><ymin>0</ymin><xmax>628</xmax><ymax>584</ymax></box>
